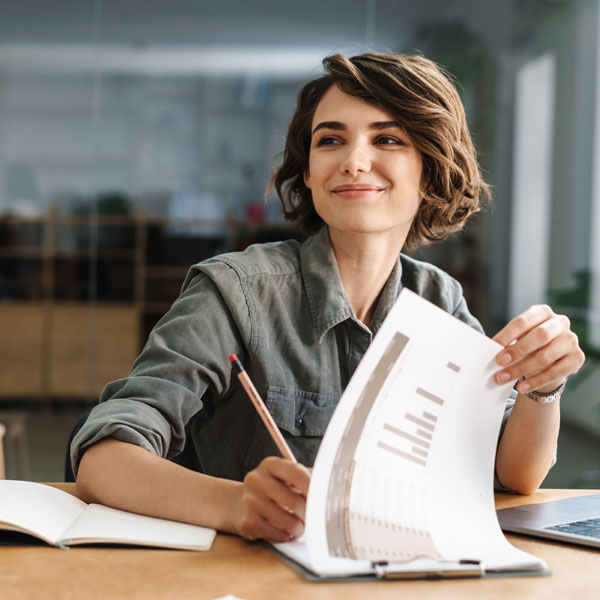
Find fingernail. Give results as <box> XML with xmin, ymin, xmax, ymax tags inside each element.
<box><xmin>520</xmin><ymin>381</ymin><xmax>531</xmax><ymax>392</ymax></box>
<box><xmin>498</xmin><ymin>352</ymin><xmax>511</xmax><ymax>366</ymax></box>
<box><xmin>496</xmin><ymin>372</ymin><xmax>510</xmax><ymax>384</ymax></box>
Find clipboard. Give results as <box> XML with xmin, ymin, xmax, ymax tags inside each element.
<box><xmin>266</xmin><ymin>542</ymin><xmax>551</xmax><ymax>582</ymax></box>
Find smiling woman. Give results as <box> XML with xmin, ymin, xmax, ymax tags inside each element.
<box><xmin>304</xmin><ymin>86</ymin><xmax>424</xmax><ymax>241</ymax></box>
<box><xmin>72</xmin><ymin>51</ymin><xmax>584</xmax><ymax>545</ymax></box>
<box><xmin>273</xmin><ymin>53</ymin><xmax>487</xmax><ymax>249</ymax></box>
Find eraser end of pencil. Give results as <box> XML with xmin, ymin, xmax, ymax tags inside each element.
<box><xmin>229</xmin><ymin>354</ymin><xmax>243</xmax><ymax>374</ymax></box>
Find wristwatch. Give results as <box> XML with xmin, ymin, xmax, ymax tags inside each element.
<box><xmin>519</xmin><ymin>378</ymin><xmax>566</xmax><ymax>404</ymax></box>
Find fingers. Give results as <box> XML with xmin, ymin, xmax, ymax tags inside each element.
<box><xmin>494</xmin><ymin>319</ymin><xmax>570</xmax><ymax>383</ymax></box>
<box><xmin>238</xmin><ymin>494</ymin><xmax>304</xmax><ymax>542</ymax></box>
<box><xmin>514</xmin><ymin>356</ymin><xmax>573</xmax><ymax>394</ymax></box>
<box><xmin>495</xmin><ymin>336</ymin><xmax>578</xmax><ymax>390</ymax></box>
<box><xmin>264</xmin><ymin>455</ymin><xmax>311</xmax><ymax>500</ymax></box>
<box><xmin>493</xmin><ymin>304</ymin><xmax>585</xmax><ymax>393</ymax></box>
<box><xmin>239</xmin><ymin>516</ymin><xmax>290</xmax><ymax>543</ymax></box>
<box><xmin>235</xmin><ymin>457</ymin><xmax>311</xmax><ymax>543</ymax></box>
<box><xmin>248</xmin><ymin>459</ymin><xmax>308</xmax><ymax>522</ymax></box>
<box><xmin>492</xmin><ymin>304</ymin><xmax>555</xmax><ymax>348</ymax></box>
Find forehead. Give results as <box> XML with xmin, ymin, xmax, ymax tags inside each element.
<box><xmin>311</xmin><ymin>85</ymin><xmax>395</xmax><ymax>127</ymax></box>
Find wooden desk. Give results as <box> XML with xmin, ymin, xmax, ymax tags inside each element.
<box><xmin>1</xmin><ymin>486</ymin><xmax>597</xmax><ymax>600</ymax></box>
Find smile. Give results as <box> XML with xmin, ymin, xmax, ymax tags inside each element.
<box><xmin>331</xmin><ymin>184</ymin><xmax>385</xmax><ymax>198</ymax></box>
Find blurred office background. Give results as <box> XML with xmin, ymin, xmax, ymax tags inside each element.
<box><xmin>0</xmin><ymin>0</ymin><xmax>598</xmax><ymax>485</ymax></box>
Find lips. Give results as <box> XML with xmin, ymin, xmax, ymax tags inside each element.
<box><xmin>332</xmin><ymin>184</ymin><xmax>384</xmax><ymax>193</ymax></box>
<box><xmin>331</xmin><ymin>183</ymin><xmax>385</xmax><ymax>199</ymax></box>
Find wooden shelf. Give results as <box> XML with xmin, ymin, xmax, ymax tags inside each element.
<box><xmin>0</xmin><ymin>248</ymin><xmax>45</xmax><ymax>258</ymax></box>
<box><xmin>53</xmin><ymin>249</ymin><xmax>137</xmax><ymax>260</ymax></box>
<box><xmin>143</xmin><ymin>302</ymin><xmax>175</xmax><ymax>314</ymax></box>
<box><xmin>144</xmin><ymin>266</ymin><xmax>189</xmax><ymax>278</ymax></box>
<box><xmin>0</xmin><ymin>208</ymin><xmax>303</xmax><ymax>401</ymax></box>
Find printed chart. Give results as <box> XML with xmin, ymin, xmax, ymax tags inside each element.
<box><xmin>325</xmin><ymin>331</ymin><xmax>464</xmax><ymax>560</ymax></box>
<box><xmin>378</xmin><ymin>371</ymin><xmax>459</xmax><ymax>469</ymax></box>
<box><xmin>302</xmin><ymin>289</ymin><xmax>538</xmax><ymax>575</ymax></box>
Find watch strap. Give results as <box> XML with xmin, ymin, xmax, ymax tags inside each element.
<box><xmin>520</xmin><ymin>378</ymin><xmax>566</xmax><ymax>404</ymax></box>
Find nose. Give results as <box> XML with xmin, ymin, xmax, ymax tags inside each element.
<box><xmin>339</xmin><ymin>142</ymin><xmax>371</xmax><ymax>176</ymax></box>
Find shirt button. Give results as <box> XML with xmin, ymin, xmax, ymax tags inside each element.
<box><xmin>295</xmin><ymin>417</ymin><xmax>304</xmax><ymax>429</ymax></box>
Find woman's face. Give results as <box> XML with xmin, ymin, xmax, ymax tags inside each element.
<box><xmin>304</xmin><ymin>85</ymin><xmax>424</xmax><ymax>241</ymax></box>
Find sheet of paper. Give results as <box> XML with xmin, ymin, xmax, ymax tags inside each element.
<box><xmin>302</xmin><ymin>289</ymin><xmax>545</xmax><ymax>574</ymax></box>
<box><xmin>272</xmin><ymin>535</ymin><xmax>373</xmax><ymax>577</ymax></box>
<box><xmin>60</xmin><ymin>503</ymin><xmax>216</xmax><ymax>550</ymax></box>
<box><xmin>0</xmin><ymin>480</ymin><xmax>87</xmax><ymax>546</ymax></box>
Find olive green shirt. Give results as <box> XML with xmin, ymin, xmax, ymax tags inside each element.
<box><xmin>71</xmin><ymin>226</ymin><xmax>515</xmax><ymax>483</ymax></box>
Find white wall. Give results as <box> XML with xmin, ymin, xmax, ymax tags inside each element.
<box><xmin>508</xmin><ymin>52</ymin><xmax>555</xmax><ymax>318</ymax></box>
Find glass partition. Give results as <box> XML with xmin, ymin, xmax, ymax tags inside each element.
<box><xmin>0</xmin><ymin>0</ymin><xmax>597</xmax><ymax>484</ymax></box>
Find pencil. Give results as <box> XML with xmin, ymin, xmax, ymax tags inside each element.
<box><xmin>229</xmin><ymin>354</ymin><xmax>297</xmax><ymax>463</ymax></box>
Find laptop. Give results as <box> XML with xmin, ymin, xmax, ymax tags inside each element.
<box><xmin>497</xmin><ymin>493</ymin><xmax>600</xmax><ymax>549</ymax></box>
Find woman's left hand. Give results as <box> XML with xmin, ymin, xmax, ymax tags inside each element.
<box><xmin>492</xmin><ymin>304</ymin><xmax>585</xmax><ymax>394</ymax></box>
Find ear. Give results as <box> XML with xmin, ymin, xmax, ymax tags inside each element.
<box><xmin>303</xmin><ymin>169</ymin><xmax>311</xmax><ymax>189</ymax></box>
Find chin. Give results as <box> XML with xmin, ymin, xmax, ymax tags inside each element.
<box><xmin>329</xmin><ymin>219</ymin><xmax>400</xmax><ymax>235</ymax></box>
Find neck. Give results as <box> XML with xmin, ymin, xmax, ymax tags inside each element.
<box><xmin>328</xmin><ymin>228</ymin><xmax>406</xmax><ymax>328</ymax></box>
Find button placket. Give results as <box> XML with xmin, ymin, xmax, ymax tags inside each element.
<box><xmin>348</xmin><ymin>324</ymin><xmax>372</xmax><ymax>377</ymax></box>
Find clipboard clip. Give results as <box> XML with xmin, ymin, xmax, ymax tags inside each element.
<box><xmin>371</xmin><ymin>559</ymin><xmax>483</xmax><ymax>580</ymax></box>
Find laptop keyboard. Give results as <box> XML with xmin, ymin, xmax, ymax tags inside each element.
<box><xmin>546</xmin><ymin>517</ymin><xmax>600</xmax><ymax>539</ymax></box>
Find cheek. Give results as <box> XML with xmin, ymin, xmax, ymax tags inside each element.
<box><xmin>308</xmin><ymin>155</ymin><xmax>335</xmax><ymax>187</ymax></box>
<box><xmin>393</xmin><ymin>160</ymin><xmax>424</xmax><ymax>195</ymax></box>
<box><xmin>410</xmin><ymin>156</ymin><xmax>425</xmax><ymax>190</ymax></box>
<box><xmin>411</xmin><ymin>197</ymin><xmax>423</xmax><ymax>218</ymax></box>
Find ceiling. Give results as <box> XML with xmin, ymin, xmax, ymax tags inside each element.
<box><xmin>0</xmin><ymin>1</ymin><xmax>517</xmax><ymax>49</ymax></box>
<box><xmin>0</xmin><ymin>0</ymin><xmax>575</xmax><ymax>78</ymax></box>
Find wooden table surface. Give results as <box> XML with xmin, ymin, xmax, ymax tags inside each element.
<box><xmin>1</xmin><ymin>485</ymin><xmax>598</xmax><ymax>600</ymax></box>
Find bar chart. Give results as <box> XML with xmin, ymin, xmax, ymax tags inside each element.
<box><xmin>324</xmin><ymin>331</ymin><xmax>463</xmax><ymax>559</ymax></box>
<box><xmin>325</xmin><ymin>332</ymin><xmax>409</xmax><ymax>558</ymax></box>
<box><xmin>377</xmin><ymin>364</ymin><xmax>460</xmax><ymax>469</ymax></box>
<box><xmin>306</xmin><ymin>289</ymin><xmax>517</xmax><ymax>570</ymax></box>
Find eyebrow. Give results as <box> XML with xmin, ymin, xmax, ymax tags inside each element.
<box><xmin>311</xmin><ymin>120</ymin><xmax>402</xmax><ymax>135</ymax></box>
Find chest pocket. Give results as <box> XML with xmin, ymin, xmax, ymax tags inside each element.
<box><xmin>243</xmin><ymin>386</ymin><xmax>338</xmax><ymax>471</ymax></box>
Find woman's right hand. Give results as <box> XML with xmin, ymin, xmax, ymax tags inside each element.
<box><xmin>233</xmin><ymin>456</ymin><xmax>311</xmax><ymax>542</ymax></box>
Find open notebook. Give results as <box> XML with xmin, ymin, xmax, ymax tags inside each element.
<box><xmin>271</xmin><ymin>290</ymin><xmax>547</xmax><ymax>580</ymax></box>
<box><xmin>0</xmin><ymin>480</ymin><xmax>216</xmax><ymax>551</ymax></box>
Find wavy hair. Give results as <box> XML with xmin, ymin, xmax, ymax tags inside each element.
<box><xmin>269</xmin><ymin>52</ymin><xmax>490</xmax><ymax>248</ymax></box>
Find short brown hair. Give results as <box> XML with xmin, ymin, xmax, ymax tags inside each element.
<box><xmin>270</xmin><ymin>52</ymin><xmax>490</xmax><ymax>248</ymax></box>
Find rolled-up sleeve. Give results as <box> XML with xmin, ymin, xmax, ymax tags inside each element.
<box><xmin>70</xmin><ymin>263</ymin><xmax>250</xmax><ymax>477</ymax></box>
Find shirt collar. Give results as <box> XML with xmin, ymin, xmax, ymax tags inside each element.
<box><xmin>369</xmin><ymin>256</ymin><xmax>403</xmax><ymax>336</ymax></box>
<box><xmin>300</xmin><ymin>227</ymin><xmax>403</xmax><ymax>343</ymax></box>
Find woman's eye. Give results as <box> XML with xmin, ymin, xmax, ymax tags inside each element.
<box><xmin>376</xmin><ymin>135</ymin><xmax>403</xmax><ymax>145</ymax></box>
<box><xmin>315</xmin><ymin>136</ymin><xmax>341</xmax><ymax>147</ymax></box>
